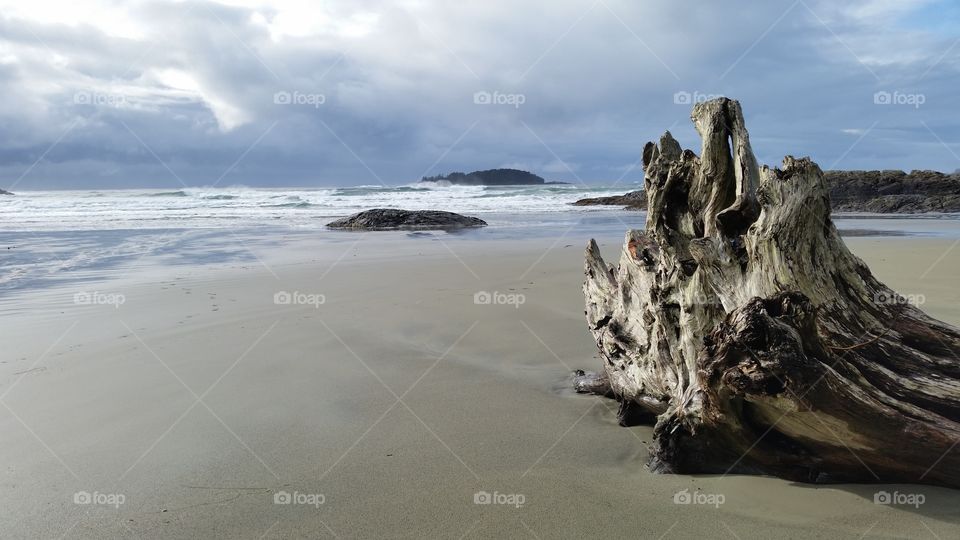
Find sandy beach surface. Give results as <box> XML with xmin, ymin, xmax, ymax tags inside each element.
<box><xmin>2</xmin><ymin>229</ymin><xmax>959</xmax><ymax>539</ymax></box>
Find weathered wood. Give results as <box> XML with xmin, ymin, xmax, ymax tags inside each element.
<box><xmin>582</xmin><ymin>97</ymin><xmax>960</xmax><ymax>487</ymax></box>
<box><xmin>572</xmin><ymin>369</ymin><xmax>613</xmax><ymax>397</ymax></box>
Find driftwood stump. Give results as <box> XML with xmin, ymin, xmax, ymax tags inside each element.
<box><xmin>582</xmin><ymin>97</ymin><xmax>960</xmax><ymax>487</ymax></box>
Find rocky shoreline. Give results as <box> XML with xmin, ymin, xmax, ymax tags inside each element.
<box><xmin>826</xmin><ymin>170</ymin><xmax>960</xmax><ymax>213</ymax></box>
<box><xmin>574</xmin><ymin>169</ymin><xmax>960</xmax><ymax>213</ymax></box>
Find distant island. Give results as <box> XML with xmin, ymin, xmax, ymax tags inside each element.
<box><xmin>421</xmin><ymin>168</ymin><xmax>567</xmax><ymax>186</ymax></box>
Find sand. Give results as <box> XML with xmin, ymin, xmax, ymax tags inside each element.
<box><xmin>1</xmin><ymin>232</ymin><xmax>959</xmax><ymax>538</ymax></box>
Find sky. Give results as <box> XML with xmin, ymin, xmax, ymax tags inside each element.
<box><xmin>1</xmin><ymin>0</ymin><xmax>959</xmax><ymax>189</ymax></box>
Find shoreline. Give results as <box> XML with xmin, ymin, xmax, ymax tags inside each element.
<box><xmin>4</xmin><ymin>213</ymin><xmax>960</xmax><ymax>294</ymax></box>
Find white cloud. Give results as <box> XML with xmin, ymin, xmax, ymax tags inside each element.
<box><xmin>151</xmin><ymin>68</ymin><xmax>249</xmax><ymax>130</ymax></box>
<box><xmin>0</xmin><ymin>0</ymin><xmax>150</xmax><ymax>39</ymax></box>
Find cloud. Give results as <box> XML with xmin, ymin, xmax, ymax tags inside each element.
<box><xmin>0</xmin><ymin>0</ymin><xmax>958</xmax><ymax>188</ymax></box>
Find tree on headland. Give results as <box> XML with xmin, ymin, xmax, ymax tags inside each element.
<box><xmin>421</xmin><ymin>168</ymin><xmax>547</xmax><ymax>185</ymax></box>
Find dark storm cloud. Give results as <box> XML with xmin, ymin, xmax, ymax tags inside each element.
<box><xmin>0</xmin><ymin>0</ymin><xmax>958</xmax><ymax>188</ymax></box>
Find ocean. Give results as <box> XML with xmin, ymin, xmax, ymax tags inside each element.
<box><xmin>2</xmin><ymin>183</ymin><xmax>959</xmax><ymax>292</ymax></box>
<box><xmin>1</xmin><ymin>184</ymin><xmax>640</xmax><ymax>231</ymax></box>
<box><xmin>0</xmin><ymin>183</ymin><xmax>644</xmax><ymax>291</ymax></box>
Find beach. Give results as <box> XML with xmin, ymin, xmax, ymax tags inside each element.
<box><xmin>7</xmin><ymin>0</ymin><xmax>960</xmax><ymax>536</ymax></box>
<box><xmin>2</xmin><ymin>224</ymin><xmax>959</xmax><ymax>539</ymax></box>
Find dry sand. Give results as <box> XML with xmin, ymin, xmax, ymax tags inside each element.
<box><xmin>1</xmin><ymin>233</ymin><xmax>959</xmax><ymax>538</ymax></box>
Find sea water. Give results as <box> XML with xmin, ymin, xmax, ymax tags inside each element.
<box><xmin>1</xmin><ymin>184</ymin><xmax>958</xmax><ymax>291</ymax></box>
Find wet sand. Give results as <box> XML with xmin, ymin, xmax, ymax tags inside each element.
<box><xmin>1</xmin><ymin>233</ymin><xmax>959</xmax><ymax>538</ymax></box>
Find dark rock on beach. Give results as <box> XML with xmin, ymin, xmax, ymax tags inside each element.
<box><xmin>572</xmin><ymin>190</ymin><xmax>646</xmax><ymax>210</ymax></box>
<box><xmin>327</xmin><ymin>209</ymin><xmax>487</xmax><ymax>230</ymax></box>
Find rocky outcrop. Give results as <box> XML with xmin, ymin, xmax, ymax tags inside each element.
<box><xmin>574</xmin><ymin>170</ymin><xmax>960</xmax><ymax>213</ymax></box>
<box><xmin>572</xmin><ymin>190</ymin><xmax>646</xmax><ymax>210</ymax></box>
<box><xmin>327</xmin><ymin>209</ymin><xmax>487</xmax><ymax>230</ymax></box>
<box><xmin>422</xmin><ymin>168</ymin><xmax>564</xmax><ymax>186</ymax></box>
<box><xmin>826</xmin><ymin>170</ymin><xmax>960</xmax><ymax>212</ymax></box>
<box><xmin>0</xmin><ymin>189</ymin><xmax>13</xmax><ymax>195</ymax></box>
<box><xmin>581</xmin><ymin>97</ymin><xmax>960</xmax><ymax>487</ymax></box>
